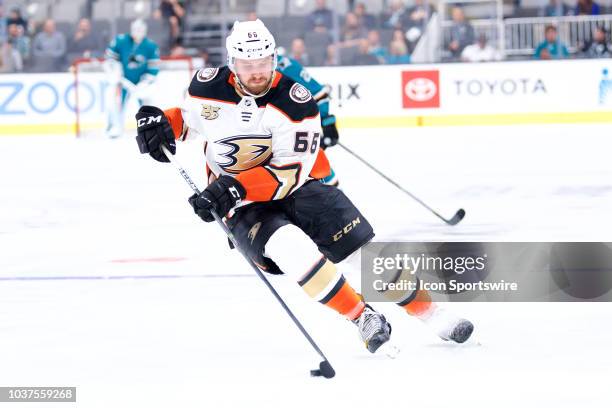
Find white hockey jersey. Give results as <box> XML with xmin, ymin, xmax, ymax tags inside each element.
<box><xmin>165</xmin><ymin>66</ymin><xmax>331</xmax><ymax>206</ymax></box>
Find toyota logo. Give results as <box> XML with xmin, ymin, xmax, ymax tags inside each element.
<box><xmin>405</xmin><ymin>78</ymin><xmax>437</xmax><ymax>102</ymax></box>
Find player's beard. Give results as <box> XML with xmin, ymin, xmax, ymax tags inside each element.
<box><xmin>240</xmin><ymin>72</ymin><xmax>274</xmax><ymax>97</ymax></box>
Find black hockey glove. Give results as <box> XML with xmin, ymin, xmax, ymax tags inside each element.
<box><xmin>321</xmin><ymin>115</ymin><xmax>339</xmax><ymax>149</ymax></box>
<box><xmin>188</xmin><ymin>176</ymin><xmax>246</xmax><ymax>222</ymax></box>
<box><xmin>135</xmin><ymin>105</ymin><xmax>176</xmax><ymax>163</ymax></box>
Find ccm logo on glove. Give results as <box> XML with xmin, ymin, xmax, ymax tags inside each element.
<box><xmin>228</xmin><ymin>186</ymin><xmax>242</xmax><ymax>203</ymax></box>
<box><xmin>137</xmin><ymin>115</ymin><xmax>162</xmax><ymax>127</ymax></box>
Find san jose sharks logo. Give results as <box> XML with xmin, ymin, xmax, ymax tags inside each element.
<box><xmin>215</xmin><ymin>134</ymin><xmax>272</xmax><ymax>174</ymax></box>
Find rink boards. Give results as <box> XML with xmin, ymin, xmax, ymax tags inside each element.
<box><xmin>1</xmin><ymin>58</ymin><xmax>611</xmax><ymax>135</ymax></box>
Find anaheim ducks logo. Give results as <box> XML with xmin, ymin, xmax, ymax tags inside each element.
<box><xmin>201</xmin><ymin>104</ymin><xmax>220</xmax><ymax>120</ymax></box>
<box><xmin>248</xmin><ymin>222</ymin><xmax>262</xmax><ymax>243</ymax></box>
<box><xmin>196</xmin><ymin>67</ymin><xmax>219</xmax><ymax>82</ymax></box>
<box><xmin>216</xmin><ymin>134</ymin><xmax>272</xmax><ymax>174</ymax></box>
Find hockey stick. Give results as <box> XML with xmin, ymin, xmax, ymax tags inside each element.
<box><xmin>337</xmin><ymin>142</ymin><xmax>466</xmax><ymax>226</ymax></box>
<box><xmin>160</xmin><ymin>145</ymin><xmax>335</xmax><ymax>379</ymax></box>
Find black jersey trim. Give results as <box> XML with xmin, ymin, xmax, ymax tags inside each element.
<box><xmin>188</xmin><ymin>67</ymin><xmax>319</xmax><ymax>120</ymax></box>
<box><xmin>256</xmin><ymin>76</ymin><xmax>320</xmax><ymax>121</ymax></box>
<box><xmin>188</xmin><ymin>66</ymin><xmax>241</xmax><ymax>104</ymax></box>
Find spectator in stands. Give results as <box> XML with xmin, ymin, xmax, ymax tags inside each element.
<box><xmin>390</xmin><ymin>27</ymin><xmax>418</xmax><ymax>54</ymax></box>
<box><xmin>383</xmin><ymin>0</ymin><xmax>407</xmax><ymax>29</ymax></box>
<box><xmin>0</xmin><ymin>37</ymin><xmax>23</xmax><ymax>72</ymax></box>
<box><xmin>153</xmin><ymin>0</ymin><xmax>185</xmax><ymax>42</ymax></box>
<box><xmin>534</xmin><ymin>25</ymin><xmax>569</xmax><ymax>59</ymax></box>
<box><xmin>446</xmin><ymin>7</ymin><xmax>475</xmax><ymax>60</ymax></box>
<box><xmin>32</xmin><ymin>19</ymin><xmax>67</xmax><ymax>71</ymax></box>
<box><xmin>341</xmin><ymin>11</ymin><xmax>368</xmax><ymax>42</ymax></box>
<box><xmin>307</xmin><ymin>0</ymin><xmax>334</xmax><ymax>33</ymax></box>
<box><xmin>461</xmin><ymin>33</ymin><xmax>501</xmax><ymax>62</ymax></box>
<box><xmin>366</xmin><ymin>30</ymin><xmax>387</xmax><ymax>63</ymax></box>
<box><xmin>290</xmin><ymin>37</ymin><xmax>310</xmax><ymax>66</ymax></box>
<box><xmin>350</xmin><ymin>38</ymin><xmax>381</xmax><ymax>65</ymax></box>
<box><xmin>400</xmin><ymin>0</ymin><xmax>434</xmax><ymax>31</ymax></box>
<box><xmin>392</xmin><ymin>28</ymin><xmax>408</xmax><ymax>45</ymax></box>
<box><xmin>354</xmin><ymin>2</ymin><xmax>376</xmax><ymax>30</ymax></box>
<box><xmin>7</xmin><ymin>7</ymin><xmax>27</xmax><ymax>32</ymax></box>
<box><xmin>169</xmin><ymin>40</ymin><xmax>187</xmax><ymax>57</ymax></box>
<box><xmin>540</xmin><ymin>0</ymin><xmax>571</xmax><ymax>17</ymax></box>
<box><xmin>68</xmin><ymin>18</ymin><xmax>104</xmax><ymax>60</ymax></box>
<box><xmin>324</xmin><ymin>44</ymin><xmax>339</xmax><ymax>66</ymax></box>
<box><xmin>385</xmin><ymin>37</ymin><xmax>411</xmax><ymax>64</ymax></box>
<box><xmin>398</xmin><ymin>0</ymin><xmax>435</xmax><ymax>47</ymax></box>
<box><xmin>583</xmin><ymin>26</ymin><xmax>611</xmax><ymax>58</ymax></box>
<box><xmin>198</xmin><ymin>47</ymin><xmax>211</xmax><ymax>68</ymax></box>
<box><xmin>574</xmin><ymin>0</ymin><xmax>600</xmax><ymax>15</ymax></box>
<box><xmin>7</xmin><ymin>23</ymin><xmax>29</xmax><ymax>69</ymax></box>
<box><xmin>0</xmin><ymin>3</ymin><xmax>7</xmax><ymax>43</ymax></box>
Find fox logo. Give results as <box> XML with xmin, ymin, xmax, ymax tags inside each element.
<box><xmin>215</xmin><ymin>134</ymin><xmax>272</xmax><ymax>174</ymax></box>
<box><xmin>137</xmin><ymin>115</ymin><xmax>162</xmax><ymax>127</ymax></box>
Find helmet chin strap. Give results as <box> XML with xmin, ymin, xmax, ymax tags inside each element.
<box><xmin>234</xmin><ymin>71</ymin><xmax>276</xmax><ymax>98</ymax></box>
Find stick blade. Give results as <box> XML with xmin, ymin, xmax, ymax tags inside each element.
<box><xmin>447</xmin><ymin>208</ymin><xmax>466</xmax><ymax>226</ymax></box>
<box><xmin>313</xmin><ymin>360</ymin><xmax>335</xmax><ymax>379</ymax></box>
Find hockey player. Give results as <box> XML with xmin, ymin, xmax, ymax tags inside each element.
<box><xmin>276</xmin><ymin>49</ymin><xmax>339</xmax><ymax>186</ymax></box>
<box><xmin>135</xmin><ymin>19</ymin><xmax>473</xmax><ymax>353</ymax></box>
<box><xmin>104</xmin><ymin>19</ymin><xmax>160</xmax><ymax>138</ymax></box>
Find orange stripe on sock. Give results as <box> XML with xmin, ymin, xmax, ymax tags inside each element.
<box><xmin>345</xmin><ymin>299</ymin><xmax>366</xmax><ymax>320</ymax></box>
<box><xmin>324</xmin><ymin>281</ymin><xmax>365</xmax><ymax>319</ymax></box>
<box><xmin>402</xmin><ymin>289</ymin><xmax>432</xmax><ymax>316</ymax></box>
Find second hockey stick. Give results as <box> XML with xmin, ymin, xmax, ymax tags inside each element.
<box><xmin>160</xmin><ymin>145</ymin><xmax>336</xmax><ymax>379</ymax></box>
<box><xmin>337</xmin><ymin>142</ymin><xmax>466</xmax><ymax>226</ymax></box>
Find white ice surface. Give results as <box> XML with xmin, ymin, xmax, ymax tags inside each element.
<box><xmin>1</xmin><ymin>125</ymin><xmax>611</xmax><ymax>407</ymax></box>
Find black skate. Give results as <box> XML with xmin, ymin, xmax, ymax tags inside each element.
<box><xmin>419</xmin><ymin>306</ymin><xmax>474</xmax><ymax>344</ymax></box>
<box><xmin>449</xmin><ymin>319</ymin><xmax>474</xmax><ymax>343</ymax></box>
<box><xmin>353</xmin><ymin>304</ymin><xmax>392</xmax><ymax>353</ymax></box>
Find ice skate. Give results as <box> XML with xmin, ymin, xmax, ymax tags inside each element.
<box><xmin>418</xmin><ymin>305</ymin><xmax>474</xmax><ymax>343</ymax></box>
<box><xmin>353</xmin><ymin>304</ymin><xmax>392</xmax><ymax>353</ymax></box>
